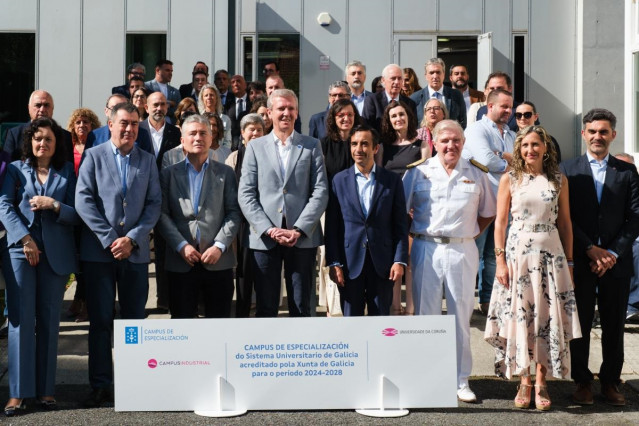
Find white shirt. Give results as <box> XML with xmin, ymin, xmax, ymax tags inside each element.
<box><xmin>274</xmin><ymin>132</ymin><xmax>294</xmax><ymax>180</ymax></box>
<box><xmin>428</xmin><ymin>86</ymin><xmax>445</xmax><ymax>101</ymax></box>
<box><xmin>403</xmin><ymin>157</ymin><xmax>496</xmax><ymax>239</ymax></box>
<box><xmin>148</xmin><ymin>121</ymin><xmax>165</xmax><ymax>157</ymax></box>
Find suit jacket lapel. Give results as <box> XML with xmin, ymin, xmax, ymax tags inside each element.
<box><xmin>125</xmin><ymin>148</ymin><xmax>139</xmax><ymax>195</ymax></box>
<box><xmin>601</xmin><ymin>155</ymin><xmax>618</xmax><ymax>206</ymax></box>
<box><xmin>346</xmin><ymin>167</ymin><xmax>366</xmax><ymax>221</ymax></box>
<box><xmin>284</xmin><ymin>133</ymin><xmax>303</xmax><ymax>184</ymax></box>
<box><xmin>103</xmin><ymin>146</ymin><xmax>124</xmax><ymax>197</ymax></box>
<box><xmin>367</xmin><ymin>168</ymin><xmax>384</xmax><ymax>220</ymax></box>
<box><xmin>264</xmin><ymin>133</ymin><xmax>284</xmax><ymax>183</ymax></box>
<box><xmin>578</xmin><ymin>154</ymin><xmax>599</xmax><ymax>205</ymax></box>
<box><xmin>46</xmin><ymin>167</ymin><xmax>62</xmax><ymax>197</ymax></box>
<box><xmin>199</xmin><ymin>161</ymin><xmax>215</xmax><ymax>215</ymax></box>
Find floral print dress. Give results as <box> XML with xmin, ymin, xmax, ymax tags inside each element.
<box><xmin>484</xmin><ymin>172</ymin><xmax>582</xmax><ymax>379</ymax></box>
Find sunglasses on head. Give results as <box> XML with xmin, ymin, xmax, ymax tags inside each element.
<box><xmin>515</xmin><ymin>112</ymin><xmax>534</xmax><ymax>119</ymax></box>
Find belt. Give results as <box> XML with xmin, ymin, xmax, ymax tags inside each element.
<box><xmin>518</xmin><ymin>223</ymin><xmax>556</xmax><ymax>232</ymax></box>
<box><xmin>412</xmin><ymin>234</ymin><xmax>472</xmax><ymax>244</ymax></box>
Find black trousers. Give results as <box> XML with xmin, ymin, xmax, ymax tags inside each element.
<box><xmin>570</xmin><ymin>264</ymin><xmax>630</xmax><ymax>385</ymax></box>
<box><xmin>167</xmin><ymin>265</ymin><xmax>234</xmax><ymax>319</ymax></box>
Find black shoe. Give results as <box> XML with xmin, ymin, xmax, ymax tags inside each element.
<box><xmin>83</xmin><ymin>388</ymin><xmax>113</xmax><ymax>408</ymax></box>
<box><xmin>0</xmin><ymin>318</ymin><xmax>8</xmax><ymax>339</ymax></box>
<box><xmin>4</xmin><ymin>399</ymin><xmax>26</xmax><ymax>417</ymax></box>
<box><xmin>38</xmin><ymin>398</ymin><xmax>58</xmax><ymax>411</ymax></box>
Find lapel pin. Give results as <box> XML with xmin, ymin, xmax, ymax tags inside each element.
<box><xmin>297</xmin><ymin>145</ymin><xmax>302</xmax><ymax>149</ymax></box>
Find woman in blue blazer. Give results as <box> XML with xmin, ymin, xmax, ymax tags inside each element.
<box><xmin>0</xmin><ymin>118</ymin><xmax>78</xmax><ymax>416</ymax></box>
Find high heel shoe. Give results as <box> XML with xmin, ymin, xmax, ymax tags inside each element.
<box><xmin>514</xmin><ymin>383</ymin><xmax>532</xmax><ymax>409</ymax></box>
<box><xmin>4</xmin><ymin>399</ymin><xmax>25</xmax><ymax>417</ymax></box>
<box><xmin>535</xmin><ymin>384</ymin><xmax>552</xmax><ymax>411</ymax></box>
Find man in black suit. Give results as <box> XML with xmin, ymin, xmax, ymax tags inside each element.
<box><xmin>179</xmin><ymin>61</ymin><xmax>209</xmax><ymax>100</ymax></box>
<box><xmin>139</xmin><ymin>91</ymin><xmax>181</xmax><ymax>313</ymax></box>
<box><xmin>560</xmin><ymin>108</ymin><xmax>639</xmax><ymax>407</ymax></box>
<box><xmin>227</xmin><ymin>75</ymin><xmax>251</xmax><ymax>150</ymax></box>
<box><xmin>362</xmin><ymin>64</ymin><xmax>417</xmax><ymax>132</ymax></box>
<box><xmin>214</xmin><ymin>69</ymin><xmax>234</xmax><ymax>114</ymax></box>
<box><xmin>411</xmin><ymin>58</ymin><xmax>466</xmax><ymax>128</ymax></box>
<box><xmin>3</xmin><ymin>90</ymin><xmax>73</xmax><ymax>163</ymax></box>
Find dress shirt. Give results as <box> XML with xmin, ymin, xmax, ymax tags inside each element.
<box><xmin>149</xmin><ymin>122</ymin><xmax>165</xmax><ymax>158</ymax></box>
<box><xmin>462</xmin><ymin>88</ymin><xmax>471</xmax><ymax>111</ymax></box>
<box><xmin>274</xmin><ymin>133</ymin><xmax>294</xmax><ymax>180</ymax></box>
<box><xmin>354</xmin><ymin>164</ymin><xmax>376</xmax><ymax>218</ymax></box>
<box><xmin>351</xmin><ymin>92</ymin><xmax>366</xmax><ymax>114</ymax></box>
<box><xmin>384</xmin><ymin>92</ymin><xmax>399</xmax><ymax>104</ymax></box>
<box><xmin>586</xmin><ymin>151</ymin><xmax>608</xmax><ymax>203</ymax></box>
<box><xmin>176</xmin><ymin>157</ymin><xmax>226</xmax><ymax>253</ymax></box>
<box><xmin>462</xmin><ymin>115</ymin><xmax>516</xmax><ymax>194</ymax></box>
<box><xmin>110</xmin><ymin>141</ymin><xmax>130</xmax><ymax>196</ymax></box>
<box><xmin>429</xmin><ymin>87</ymin><xmax>444</xmax><ymax>100</ymax></box>
<box><xmin>236</xmin><ymin>95</ymin><xmax>247</xmax><ymax>119</ymax></box>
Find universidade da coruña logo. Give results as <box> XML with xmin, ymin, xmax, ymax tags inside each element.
<box><xmin>125</xmin><ymin>326</ymin><xmax>139</xmax><ymax>344</ymax></box>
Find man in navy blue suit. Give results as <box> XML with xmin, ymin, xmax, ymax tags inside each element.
<box><xmin>362</xmin><ymin>64</ymin><xmax>417</xmax><ymax>132</ymax></box>
<box><xmin>325</xmin><ymin>124</ymin><xmax>408</xmax><ymax>316</ymax></box>
<box><xmin>308</xmin><ymin>81</ymin><xmax>351</xmax><ymax>140</ymax></box>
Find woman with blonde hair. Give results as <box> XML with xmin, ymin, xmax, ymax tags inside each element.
<box><xmin>198</xmin><ymin>84</ymin><xmax>232</xmax><ymax>148</ymax></box>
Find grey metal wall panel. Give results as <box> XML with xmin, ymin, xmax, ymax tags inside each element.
<box><xmin>127</xmin><ymin>0</ymin><xmax>169</xmax><ymax>32</ymax></box>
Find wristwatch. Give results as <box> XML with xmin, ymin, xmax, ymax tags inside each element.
<box><xmin>52</xmin><ymin>200</ymin><xmax>60</xmax><ymax>211</ymax></box>
<box><xmin>129</xmin><ymin>237</ymin><xmax>139</xmax><ymax>250</ymax></box>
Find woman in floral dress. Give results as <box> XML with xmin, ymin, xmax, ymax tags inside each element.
<box><xmin>485</xmin><ymin>125</ymin><xmax>581</xmax><ymax>410</ymax></box>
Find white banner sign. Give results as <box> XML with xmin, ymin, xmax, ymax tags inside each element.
<box><xmin>114</xmin><ymin>316</ymin><xmax>457</xmax><ymax>411</ymax></box>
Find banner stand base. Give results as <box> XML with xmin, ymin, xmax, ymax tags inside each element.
<box><xmin>194</xmin><ymin>409</ymin><xmax>247</xmax><ymax>418</ymax></box>
<box><xmin>356</xmin><ymin>408</ymin><xmax>409</xmax><ymax>418</ymax></box>
<box><xmin>194</xmin><ymin>375</ymin><xmax>247</xmax><ymax>418</ymax></box>
<box><xmin>355</xmin><ymin>375</ymin><xmax>409</xmax><ymax>418</ymax></box>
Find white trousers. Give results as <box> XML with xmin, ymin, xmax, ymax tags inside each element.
<box><xmin>411</xmin><ymin>238</ymin><xmax>478</xmax><ymax>387</ymax></box>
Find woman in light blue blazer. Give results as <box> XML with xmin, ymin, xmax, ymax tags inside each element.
<box><xmin>0</xmin><ymin>118</ymin><xmax>79</xmax><ymax>416</ymax></box>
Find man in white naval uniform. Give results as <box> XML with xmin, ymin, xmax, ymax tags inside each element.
<box><xmin>403</xmin><ymin>119</ymin><xmax>496</xmax><ymax>403</ymax></box>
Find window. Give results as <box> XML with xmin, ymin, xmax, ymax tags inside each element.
<box><xmin>0</xmin><ymin>33</ymin><xmax>36</xmax><ymax>129</ymax></box>
<box><xmin>437</xmin><ymin>37</ymin><xmax>480</xmax><ymax>92</ymax></box>
<box><xmin>126</xmin><ymin>34</ymin><xmax>167</xmax><ymax>81</ymax></box>
<box><xmin>243</xmin><ymin>36</ymin><xmax>254</xmax><ymax>82</ymax></box>
<box><xmin>258</xmin><ymin>34</ymin><xmax>300</xmax><ymax>94</ymax></box>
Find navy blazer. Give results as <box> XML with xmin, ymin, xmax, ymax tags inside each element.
<box><xmin>0</xmin><ymin>161</ymin><xmax>79</xmax><ymax>275</ymax></box>
<box><xmin>85</xmin><ymin>125</ymin><xmax>154</xmax><ymax>156</ymax></box>
<box><xmin>325</xmin><ymin>165</ymin><xmax>408</xmax><ymax>280</ymax></box>
<box><xmin>227</xmin><ymin>96</ymin><xmax>252</xmax><ymax>148</ymax></box>
<box><xmin>4</xmin><ymin>123</ymin><xmax>74</xmax><ymax>163</ymax></box>
<box><xmin>560</xmin><ymin>154</ymin><xmax>639</xmax><ymax>277</ymax></box>
<box><xmin>308</xmin><ymin>109</ymin><xmax>328</xmax><ymax>140</ymax></box>
<box><xmin>361</xmin><ymin>91</ymin><xmax>417</xmax><ymax>132</ymax></box>
<box><xmin>411</xmin><ymin>86</ymin><xmax>467</xmax><ymax>129</ymax></box>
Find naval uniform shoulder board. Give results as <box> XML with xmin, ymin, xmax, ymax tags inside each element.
<box><xmin>406</xmin><ymin>157</ymin><xmax>427</xmax><ymax>169</ymax></box>
<box><xmin>469</xmin><ymin>158</ymin><xmax>489</xmax><ymax>173</ymax></box>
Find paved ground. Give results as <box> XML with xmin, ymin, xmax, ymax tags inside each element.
<box><xmin>2</xmin><ymin>270</ymin><xmax>639</xmax><ymax>424</ymax></box>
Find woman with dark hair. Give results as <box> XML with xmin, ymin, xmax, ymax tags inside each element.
<box><xmin>371</xmin><ymin>76</ymin><xmax>384</xmax><ymax>94</ymax></box>
<box><xmin>401</xmin><ymin>67</ymin><xmax>422</xmax><ymax>97</ymax></box>
<box><xmin>202</xmin><ymin>112</ymin><xmax>231</xmax><ymax>164</ymax></box>
<box><xmin>249</xmin><ymin>96</ymin><xmax>272</xmax><ymax>134</ymax></box>
<box><xmin>131</xmin><ymin>87</ymin><xmax>150</xmax><ymax>121</ymax></box>
<box><xmin>485</xmin><ymin>125</ymin><xmax>580</xmax><ymax>411</ymax></box>
<box><xmin>319</xmin><ymin>99</ymin><xmax>360</xmax><ymax>316</ymax></box>
<box><xmin>0</xmin><ymin>118</ymin><xmax>78</xmax><ymax>416</ymax></box>
<box><xmin>379</xmin><ymin>100</ymin><xmax>430</xmax><ymax>316</ymax></box>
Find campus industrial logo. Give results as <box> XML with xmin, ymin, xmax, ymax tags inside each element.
<box><xmin>147</xmin><ymin>358</ymin><xmax>211</xmax><ymax>368</ymax></box>
<box><xmin>125</xmin><ymin>326</ymin><xmax>139</xmax><ymax>344</ymax></box>
<box><xmin>381</xmin><ymin>327</ymin><xmax>447</xmax><ymax>337</ymax></box>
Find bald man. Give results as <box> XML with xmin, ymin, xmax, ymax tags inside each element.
<box><xmin>4</xmin><ymin>90</ymin><xmax>73</xmax><ymax>162</ymax></box>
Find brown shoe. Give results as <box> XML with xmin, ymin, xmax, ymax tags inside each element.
<box><xmin>479</xmin><ymin>303</ymin><xmax>489</xmax><ymax>315</ymax></box>
<box><xmin>601</xmin><ymin>383</ymin><xmax>625</xmax><ymax>406</ymax></box>
<box><xmin>572</xmin><ymin>382</ymin><xmax>594</xmax><ymax>405</ymax></box>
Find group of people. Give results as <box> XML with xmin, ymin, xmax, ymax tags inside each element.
<box><xmin>1</xmin><ymin>55</ymin><xmax>638</xmax><ymax>417</ymax></box>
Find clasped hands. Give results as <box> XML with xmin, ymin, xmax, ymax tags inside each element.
<box><xmin>587</xmin><ymin>245</ymin><xmax>616</xmax><ymax>277</ymax></box>
<box><xmin>179</xmin><ymin>244</ymin><xmax>222</xmax><ymax>267</ymax></box>
<box><xmin>267</xmin><ymin>227</ymin><xmax>301</xmax><ymax>247</ymax></box>
<box><xmin>29</xmin><ymin>195</ymin><xmax>56</xmax><ymax>211</ymax></box>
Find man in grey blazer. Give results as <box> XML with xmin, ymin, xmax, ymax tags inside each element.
<box><xmin>238</xmin><ymin>89</ymin><xmax>329</xmax><ymax>317</ymax></box>
<box><xmin>75</xmin><ymin>102</ymin><xmax>161</xmax><ymax>407</ymax></box>
<box><xmin>157</xmin><ymin>114</ymin><xmax>241</xmax><ymax>318</ymax></box>
<box><xmin>145</xmin><ymin>59</ymin><xmax>181</xmax><ymax>120</ymax></box>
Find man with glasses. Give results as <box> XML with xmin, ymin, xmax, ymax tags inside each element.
<box><xmin>112</xmin><ymin>62</ymin><xmax>146</xmax><ymax>99</ymax></box>
<box><xmin>179</xmin><ymin>61</ymin><xmax>209</xmax><ymax>100</ymax></box>
<box><xmin>262</xmin><ymin>61</ymin><xmax>280</xmax><ymax>78</ymax></box>
<box><xmin>85</xmin><ymin>94</ymin><xmax>153</xmax><ymax>155</ymax></box>
<box><xmin>308</xmin><ymin>81</ymin><xmax>351</xmax><ymax>140</ymax></box>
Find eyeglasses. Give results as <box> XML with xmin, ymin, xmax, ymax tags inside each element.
<box><xmin>329</xmin><ymin>93</ymin><xmax>350</xmax><ymax>99</ymax></box>
<box><xmin>425</xmin><ymin>106</ymin><xmax>442</xmax><ymax>113</ymax></box>
<box><xmin>336</xmin><ymin>112</ymin><xmax>355</xmax><ymax>119</ymax></box>
<box><xmin>515</xmin><ymin>112</ymin><xmax>534</xmax><ymax>119</ymax></box>
<box><xmin>262</xmin><ymin>68</ymin><xmax>276</xmax><ymax>75</ymax></box>
<box><xmin>133</xmin><ymin>94</ymin><xmax>146</xmax><ymax>99</ymax></box>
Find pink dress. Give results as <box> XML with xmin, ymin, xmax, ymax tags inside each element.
<box><xmin>484</xmin><ymin>172</ymin><xmax>582</xmax><ymax>379</ymax></box>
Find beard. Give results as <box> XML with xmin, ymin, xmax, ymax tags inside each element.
<box><xmin>453</xmin><ymin>79</ymin><xmax>467</xmax><ymax>90</ymax></box>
